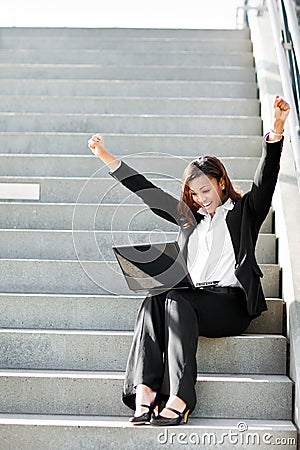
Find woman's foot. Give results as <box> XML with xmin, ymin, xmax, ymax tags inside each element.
<box><xmin>159</xmin><ymin>395</ymin><xmax>186</xmax><ymax>418</ymax></box>
<box><xmin>134</xmin><ymin>384</ymin><xmax>156</xmax><ymax>417</ymax></box>
<box><xmin>129</xmin><ymin>403</ymin><xmax>155</xmax><ymax>425</ymax></box>
<box><xmin>129</xmin><ymin>384</ymin><xmax>156</xmax><ymax>425</ymax></box>
<box><xmin>150</xmin><ymin>396</ymin><xmax>190</xmax><ymax>426</ymax></box>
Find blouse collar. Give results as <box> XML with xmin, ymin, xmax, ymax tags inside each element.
<box><xmin>197</xmin><ymin>198</ymin><xmax>234</xmax><ymax>217</ymax></box>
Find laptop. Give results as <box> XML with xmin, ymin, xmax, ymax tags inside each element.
<box><xmin>112</xmin><ymin>241</ymin><xmax>218</xmax><ymax>293</ymax></box>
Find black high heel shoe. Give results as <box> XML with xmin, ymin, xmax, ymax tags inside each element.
<box><xmin>150</xmin><ymin>405</ymin><xmax>190</xmax><ymax>426</ymax></box>
<box><xmin>129</xmin><ymin>403</ymin><xmax>156</xmax><ymax>425</ymax></box>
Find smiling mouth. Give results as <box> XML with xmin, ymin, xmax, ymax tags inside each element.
<box><xmin>203</xmin><ymin>202</ymin><xmax>212</xmax><ymax>208</ymax></box>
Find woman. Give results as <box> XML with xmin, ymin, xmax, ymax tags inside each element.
<box><xmin>88</xmin><ymin>96</ymin><xmax>290</xmax><ymax>426</ymax></box>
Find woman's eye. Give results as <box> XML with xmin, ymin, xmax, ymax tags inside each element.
<box><xmin>202</xmin><ymin>190</ymin><xmax>209</xmax><ymax>194</ymax></box>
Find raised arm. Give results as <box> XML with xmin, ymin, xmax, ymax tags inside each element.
<box><xmin>88</xmin><ymin>134</ymin><xmax>189</xmax><ymax>226</ymax></box>
<box><xmin>248</xmin><ymin>96</ymin><xmax>290</xmax><ymax>224</ymax></box>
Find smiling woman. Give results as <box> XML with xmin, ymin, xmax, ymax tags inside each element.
<box><xmin>189</xmin><ymin>176</ymin><xmax>225</xmax><ymax>214</ymax></box>
<box><xmin>88</xmin><ymin>96</ymin><xmax>290</xmax><ymax>426</ymax></box>
<box><xmin>179</xmin><ymin>155</ymin><xmax>242</xmax><ymax>221</ymax></box>
<box><xmin>1</xmin><ymin>0</ymin><xmax>242</xmax><ymax>28</ymax></box>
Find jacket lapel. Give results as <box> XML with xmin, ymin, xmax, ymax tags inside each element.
<box><xmin>177</xmin><ymin>212</ymin><xmax>202</xmax><ymax>261</ymax></box>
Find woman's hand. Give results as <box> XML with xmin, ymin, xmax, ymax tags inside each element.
<box><xmin>88</xmin><ymin>133</ymin><xmax>121</xmax><ymax>170</ymax></box>
<box><xmin>270</xmin><ymin>96</ymin><xmax>290</xmax><ymax>139</ymax></box>
<box><xmin>88</xmin><ymin>134</ymin><xmax>106</xmax><ymax>157</ymax></box>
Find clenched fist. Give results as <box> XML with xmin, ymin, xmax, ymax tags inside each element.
<box><xmin>88</xmin><ymin>134</ymin><xmax>120</xmax><ymax>171</ymax></box>
<box><xmin>88</xmin><ymin>134</ymin><xmax>106</xmax><ymax>157</ymax></box>
<box><xmin>267</xmin><ymin>96</ymin><xmax>290</xmax><ymax>141</ymax></box>
<box><xmin>272</xmin><ymin>96</ymin><xmax>290</xmax><ymax>130</ymax></box>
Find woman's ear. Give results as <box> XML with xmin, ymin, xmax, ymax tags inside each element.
<box><xmin>219</xmin><ymin>177</ymin><xmax>225</xmax><ymax>190</ymax></box>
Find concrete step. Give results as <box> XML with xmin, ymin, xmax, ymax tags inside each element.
<box><xmin>0</xmin><ymin>113</ymin><xmax>262</xmax><ymax>135</ymax></box>
<box><xmin>0</xmin><ymin>329</ymin><xmax>286</xmax><ymax>374</ymax></box>
<box><xmin>246</xmin><ymin>300</ymin><xmax>285</xmax><ymax>334</ymax></box>
<box><xmin>0</xmin><ymin>132</ymin><xmax>263</xmax><ymax>156</ymax></box>
<box><xmin>0</xmin><ymin>26</ymin><xmax>291</xmax><ymax>443</ymax></box>
<box><xmin>0</xmin><ymin>415</ymin><xmax>296</xmax><ymax>450</ymax></box>
<box><xmin>0</xmin><ymin>64</ymin><xmax>257</xmax><ymax>82</ymax></box>
<box><xmin>0</xmin><ymin>203</ymin><xmax>274</xmax><ymax>233</ymax></box>
<box><xmin>0</xmin><ymin>369</ymin><xmax>292</xmax><ymax>419</ymax></box>
<box><xmin>0</xmin><ymin>176</ymin><xmax>253</xmax><ymax>203</ymax></box>
<box><xmin>0</xmin><ymin>28</ymin><xmax>250</xmax><ymax>39</ymax></box>
<box><xmin>0</xmin><ymin>294</ymin><xmax>284</xmax><ymax>335</ymax></box>
<box><xmin>0</xmin><ymin>79</ymin><xmax>258</xmax><ymax>98</ymax></box>
<box><xmin>0</xmin><ymin>37</ymin><xmax>253</xmax><ymax>52</ymax></box>
<box><xmin>0</xmin><ymin>155</ymin><xmax>261</xmax><ymax>178</ymax></box>
<box><xmin>0</xmin><ymin>230</ymin><xmax>276</xmax><ymax>264</ymax></box>
<box><xmin>0</xmin><ymin>259</ymin><xmax>280</xmax><ymax>297</ymax></box>
<box><xmin>0</xmin><ymin>50</ymin><xmax>254</xmax><ymax>66</ymax></box>
<box><xmin>0</xmin><ymin>96</ymin><xmax>261</xmax><ymax>116</ymax></box>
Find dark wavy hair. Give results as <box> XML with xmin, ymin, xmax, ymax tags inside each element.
<box><xmin>177</xmin><ymin>155</ymin><xmax>242</xmax><ymax>228</ymax></box>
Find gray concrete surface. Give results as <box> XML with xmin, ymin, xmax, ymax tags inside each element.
<box><xmin>0</xmin><ymin>330</ymin><xmax>286</xmax><ymax>374</ymax></box>
<box><xmin>0</xmin><ymin>37</ymin><xmax>253</xmax><ymax>52</ymax></box>
<box><xmin>0</xmin><ymin>229</ymin><xmax>276</xmax><ymax>263</ymax></box>
<box><xmin>0</xmin><ymin>416</ymin><xmax>296</xmax><ymax>450</ymax></box>
<box><xmin>0</xmin><ymin>259</ymin><xmax>280</xmax><ymax>297</ymax></box>
<box><xmin>0</xmin><ymin>79</ymin><xmax>258</xmax><ymax>97</ymax></box>
<box><xmin>0</xmin><ymin>64</ymin><xmax>257</xmax><ymax>81</ymax></box>
<box><xmin>0</xmin><ymin>96</ymin><xmax>261</xmax><ymax>116</ymax></box>
<box><xmin>0</xmin><ymin>370</ymin><xmax>292</xmax><ymax>419</ymax></box>
<box><xmin>0</xmin><ymin>28</ymin><xmax>251</xmax><ymax>38</ymax></box>
<box><xmin>0</xmin><ymin>154</ymin><xmax>261</xmax><ymax>178</ymax></box>
<box><xmin>0</xmin><ymin>132</ymin><xmax>263</xmax><ymax>155</ymax></box>
<box><xmin>0</xmin><ymin>112</ymin><xmax>262</xmax><ymax>134</ymax></box>
<box><xmin>0</xmin><ymin>176</ymin><xmax>253</xmax><ymax>203</ymax></box>
<box><xmin>0</xmin><ymin>50</ymin><xmax>255</xmax><ymax>66</ymax></box>
<box><xmin>289</xmin><ymin>302</ymin><xmax>300</xmax><ymax>436</ymax></box>
<box><xmin>0</xmin><ymin>202</ymin><xmax>274</xmax><ymax>232</ymax></box>
<box><xmin>0</xmin><ymin>294</ymin><xmax>284</xmax><ymax>334</ymax></box>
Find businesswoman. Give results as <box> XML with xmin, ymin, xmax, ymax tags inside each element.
<box><xmin>88</xmin><ymin>96</ymin><xmax>290</xmax><ymax>426</ymax></box>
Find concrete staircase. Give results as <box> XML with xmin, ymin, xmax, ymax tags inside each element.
<box><xmin>0</xmin><ymin>27</ymin><xmax>298</xmax><ymax>449</ymax></box>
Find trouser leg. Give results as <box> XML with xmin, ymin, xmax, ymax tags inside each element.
<box><xmin>122</xmin><ymin>287</ymin><xmax>252</xmax><ymax>412</ymax></box>
<box><xmin>122</xmin><ymin>292</ymin><xmax>166</xmax><ymax>410</ymax></box>
<box><xmin>160</xmin><ymin>290</ymin><xmax>199</xmax><ymax>413</ymax></box>
<box><xmin>159</xmin><ymin>287</ymin><xmax>251</xmax><ymax>414</ymax></box>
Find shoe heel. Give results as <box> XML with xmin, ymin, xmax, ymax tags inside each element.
<box><xmin>153</xmin><ymin>404</ymin><xmax>159</xmax><ymax>417</ymax></box>
<box><xmin>183</xmin><ymin>408</ymin><xmax>190</xmax><ymax>424</ymax></box>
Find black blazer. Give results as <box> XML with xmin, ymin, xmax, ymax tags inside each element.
<box><xmin>110</xmin><ymin>138</ymin><xmax>283</xmax><ymax>317</ymax></box>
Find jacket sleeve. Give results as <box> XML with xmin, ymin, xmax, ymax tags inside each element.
<box><xmin>248</xmin><ymin>137</ymin><xmax>283</xmax><ymax>226</ymax></box>
<box><xmin>109</xmin><ymin>160</ymin><xmax>182</xmax><ymax>225</ymax></box>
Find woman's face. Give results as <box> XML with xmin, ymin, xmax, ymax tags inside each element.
<box><xmin>188</xmin><ymin>174</ymin><xmax>225</xmax><ymax>217</ymax></box>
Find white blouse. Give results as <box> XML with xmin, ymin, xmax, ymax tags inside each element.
<box><xmin>187</xmin><ymin>198</ymin><xmax>242</xmax><ymax>287</ymax></box>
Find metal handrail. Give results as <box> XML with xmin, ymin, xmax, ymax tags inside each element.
<box><xmin>278</xmin><ymin>0</ymin><xmax>300</xmax><ymax>119</ymax></box>
<box><xmin>236</xmin><ymin>0</ymin><xmax>267</xmax><ymax>29</ymax></box>
<box><xmin>238</xmin><ymin>0</ymin><xmax>300</xmax><ymax>188</ymax></box>
<box><xmin>267</xmin><ymin>0</ymin><xmax>300</xmax><ymax>186</ymax></box>
<box><xmin>281</xmin><ymin>0</ymin><xmax>300</xmax><ymax>65</ymax></box>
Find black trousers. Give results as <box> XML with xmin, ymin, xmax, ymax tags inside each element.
<box><xmin>122</xmin><ymin>287</ymin><xmax>252</xmax><ymax>414</ymax></box>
